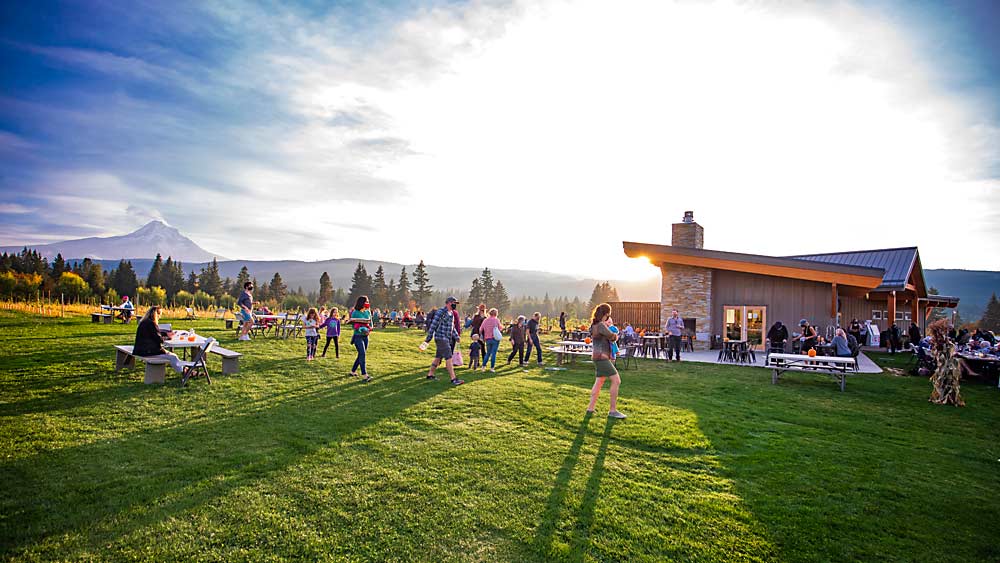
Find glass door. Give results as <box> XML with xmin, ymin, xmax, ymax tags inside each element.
<box><xmin>724</xmin><ymin>305</ymin><xmax>767</xmax><ymax>349</ymax></box>
<box><xmin>724</xmin><ymin>306</ymin><xmax>743</xmax><ymax>341</ymax></box>
<box><xmin>746</xmin><ymin>307</ymin><xmax>766</xmax><ymax>350</ymax></box>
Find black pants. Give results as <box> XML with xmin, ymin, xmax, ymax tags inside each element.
<box><xmin>508</xmin><ymin>341</ymin><xmax>525</xmax><ymax>364</ymax></box>
<box><xmin>888</xmin><ymin>338</ymin><xmax>899</xmax><ymax>354</ymax></box>
<box><xmin>322</xmin><ymin>336</ymin><xmax>339</xmax><ymax>357</ymax></box>
<box><xmin>525</xmin><ymin>333</ymin><xmax>542</xmax><ymax>363</ymax></box>
<box><xmin>668</xmin><ymin>335</ymin><xmax>682</xmax><ymax>360</ymax></box>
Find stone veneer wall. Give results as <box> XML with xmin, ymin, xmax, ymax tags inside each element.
<box><xmin>661</xmin><ymin>264</ymin><xmax>712</xmax><ymax>350</ymax></box>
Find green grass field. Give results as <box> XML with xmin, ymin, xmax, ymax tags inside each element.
<box><xmin>1</xmin><ymin>310</ymin><xmax>998</xmax><ymax>562</ymax></box>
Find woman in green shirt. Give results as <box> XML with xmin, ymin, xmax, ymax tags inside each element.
<box><xmin>349</xmin><ymin>295</ymin><xmax>373</xmax><ymax>382</ymax></box>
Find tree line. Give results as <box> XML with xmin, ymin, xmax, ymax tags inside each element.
<box><xmin>0</xmin><ymin>248</ymin><xmax>629</xmax><ymax>320</ymax></box>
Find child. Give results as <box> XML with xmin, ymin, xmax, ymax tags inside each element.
<box><xmin>469</xmin><ymin>333</ymin><xmax>482</xmax><ymax>370</ymax></box>
<box><xmin>303</xmin><ymin>307</ymin><xmax>320</xmax><ymax>360</ymax></box>
<box><xmin>608</xmin><ymin>322</ymin><xmax>620</xmax><ymax>359</ymax></box>
<box><xmin>319</xmin><ymin>307</ymin><xmax>341</xmax><ymax>358</ymax></box>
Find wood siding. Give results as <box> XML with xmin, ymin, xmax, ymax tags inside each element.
<box><xmin>710</xmin><ymin>271</ymin><xmax>833</xmax><ymax>337</ymax></box>
<box><xmin>841</xmin><ymin>294</ymin><xmax>922</xmax><ymax>333</ymax></box>
<box><xmin>610</xmin><ymin>301</ymin><xmax>661</xmax><ymax>332</ymax></box>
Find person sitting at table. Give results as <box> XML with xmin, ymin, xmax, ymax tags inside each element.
<box><xmin>132</xmin><ymin>306</ymin><xmax>185</xmax><ymax>374</ymax></box>
<box><xmin>120</xmin><ymin>295</ymin><xmax>134</xmax><ymax>322</ymax></box>
<box><xmin>973</xmin><ymin>328</ymin><xmax>996</xmax><ymax>345</ymax></box>
<box><xmin>832</xmin><ymin>328</ymin><xmax>853</xmax><ymax>357</ymax></box>
<box><xmin>622</xmin><ymin>323</ymin><xmax>636</xmax><ymax>344</ymax></box>
<box><xmin>767</xmin><ymin>321</ymin><xmax>788</xmax><ymax>353</ymax></box>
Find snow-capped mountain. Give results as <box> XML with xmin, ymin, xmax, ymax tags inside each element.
<box><xmin>0</xmin><ymin>221</ymin><xmax>228</xmax><ymax>262</ymax></box>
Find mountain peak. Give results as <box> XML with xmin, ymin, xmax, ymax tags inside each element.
<box><xmin>133</xmin><ymin>220</ymin><xmax>177</xmax><ymax>235</ymax></box>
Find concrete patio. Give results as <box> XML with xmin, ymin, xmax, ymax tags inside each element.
<box><xmin>657</xmin><ymin>349</ymin><xmax>884</xmax><ymax>374</ymax></box>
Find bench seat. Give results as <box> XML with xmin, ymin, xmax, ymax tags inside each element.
<box><xmin>212</xmin><ymin>346</ymin><xmax>242</xmax><ymax>374</ymax></box>
<box><xmin>114</xmin><ymin>345</ymin><xmax>171</xmax><ymax>384</ymax></box>
<box><xmin>92</xmin><ymin>313</ymin><xmax>112</xmax><ymax>323</ymax></box>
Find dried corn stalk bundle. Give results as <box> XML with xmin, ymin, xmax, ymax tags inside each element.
<box><xmin>927</xmin><ymin>319</ymin><xmax>964</xmax><ymax>407</ymax></box>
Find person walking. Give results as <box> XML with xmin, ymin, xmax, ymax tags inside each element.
<box><xmin>237</xmin><ymin>281</ymin><xmax>254</xmax><ymax>341</ymax></box>
<box><xmin>422</xmin><ymin>296</ymin><xmax>464</xmax><ymax>385</ymax></box>
<box><xmin>766</xmin><ymin>321</ymin><xmax>789</xmax><ymax>353</ymax></box>
<box><xmin>349</xmin><ymin>296</ymin><xmax>373</xmax><ymax>382</ymax></box>
<box><xmin>470</xmin><ymin>304</ymin><xmax>487</xmax><ymax>365</ymax></box>
<box><xmin>559</xmin><ymin>311</ymin><xmax>567</xmax><ymax>340</ymax></box>
<box><xmin>665</xmin><ymin>308</ymin><xmax>684</xmax><ymax>362</ymax></box>
<box><xmin>507</xmin><ymin>315</ymin><xmax>526</xmax><ymax>366</ymax></box>
<box><xmin>587</xmin><ymin>303</ymin><xmax>626</xmax><ymax>419</ymax></box>
<box><xmin>319</xmin><ymin>307</ymin><xmax>341</xmax><ymax>358</ymax></box>
<box><xmin>479</xmin><ymin>308</ymin><xmax>503</xmax><ymax>372</ymax></box>
<box><xmin>524</xmin><ymin>312</ymin><xmax>543</xmax><ymax>366</ymax></box>
<box><xmin>908</xmin><ymin>322</ymin><xmax>921</xmax><ymax>350</ymax></box>
<box><xmin>849</xmin><ymin>318</ymin><xmax>862</xmax><ymax>347</ymax></box>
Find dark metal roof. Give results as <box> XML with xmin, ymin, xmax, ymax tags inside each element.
<box><xmin>787</xmin><ymin>247</ymin><xmax>918</xmax><ymax>290</ymax></box>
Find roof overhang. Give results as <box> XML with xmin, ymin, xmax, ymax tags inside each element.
<box><xmin>624</xmin><ymin>242</ymin><xmax>885</xmax><ymax>289</ymax></box>
<box><xmin>919</xmin><ymin>295</ymin><xmax>960</xmax><ymax>308</ymax></box>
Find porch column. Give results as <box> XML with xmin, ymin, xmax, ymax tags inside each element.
<box><xmin>831</xmin><ymin>283</ymin><xmax>838</xmax><ymax>322</ymax></box>
<box><xmin>888</xmin><ymin>291</ymin><xmax>897</xmax><ymax>327</ymax></box>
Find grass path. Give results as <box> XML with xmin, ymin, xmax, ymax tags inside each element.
<box><xmin>1</xmin><ymin>311</ymin><xmax>997</xmax><ymax>562</ymax></box>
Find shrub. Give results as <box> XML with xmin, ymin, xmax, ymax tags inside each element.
<box><xmin>193</xmin><ymin>290</ymin><xmax>214</xmax><ymax>309</ymax></box>
<box><xmin>55</xmin><ymin>272</ymin><xmax>90</xmax><ymax>302</ymax></box>
<box><xmin>137</xmin><ymin>286</ymin><xmax>166</xmax><ymax>307</ymax></box>
<box><xmin>218</xmin><ymin>294</ymin><xmax>236</xmax><ymax>309</ymax></box>
<box><xmin>105</xmin><ymin>288</ymin><xmax>119</xmax><ymax>305</ymax></box>
<box><xmin>174</xmin><ymin>290</ymin><xmax>194</xmax><ymax>307</ymax></box>
<box><xmin>283</xmin><ymin>294</ymin><xmax>310</xmax><ymax>311</ymax></box>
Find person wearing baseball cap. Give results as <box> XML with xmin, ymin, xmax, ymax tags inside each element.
<box><xmin>422</xmin><ymin>296</ymin><xmax>464</xmax><ymax>385</ymax></box>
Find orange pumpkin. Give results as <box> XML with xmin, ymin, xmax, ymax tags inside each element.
<box><xmin>807</xmin><ymin>348</ymin><xmax>817</xmax><ymax>357</ymax></box>
<box><xmin>584</xmin><ymin>337</ymin><xmax>592</xmax><ymax>344</ymax></box>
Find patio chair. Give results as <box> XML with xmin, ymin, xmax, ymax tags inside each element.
<box><xmin>616</xmin><ymin>343</ymin><xmax>640</xmax><ymax>370</ymax></box>
<box><xmin>185</xmin><ymin>307</ymin><xmax>198</xmax><ymax>320</ymax></box>
<box><xmin>181</xmin><ymin>338</ymin><xmax>216</xmax><ymax>386</ymax></box>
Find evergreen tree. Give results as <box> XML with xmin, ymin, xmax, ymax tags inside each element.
<box><xmin>198</xmin><ymin>258</ymin><xmax>224</xmax><ymax>298</ymax></box>
<box><xmin>348</xmin><ymin>263</ymin><xmax>372</xmax><ymax>306</ymax></box>
<box><xmin>147</xmin><ymin>254</ymin><xmax>164</xmax><ymax>288</ymax></box>
<box><xmin>980</xmin><ymin>293</ymin><xmax>1000</xmax><ymax>332</ymax></box>
<box><xmin>493</xmin><ymin>281</ymin><xmax>510</xmax><ymax>315</ymax></box>
<box><xmin>318</xmin><ymin>271</ymin><xmax>334</xmax><ymax>305</ymax></box>
<box><xmin>51</xmin><ymin>254</ymin><xmax>66</xmax><ymax>278</ymax></box>
<box><xmin>334</xmin><ymin>288</ymin><xmax>347</xmax><ymax>306</ymax></box>
<box><xmin>468</xmin><ymin>278</ymin><xmax>484</xmax><ymax>307</ymax></box>
<box><xmin>269</xmin><ymin>272</ymin><xmax>288</xmax><ymax>303</ymax></box>
<box><xmin>222</xmin><ymin>277</ymin><xmax>234</xmax><ymax>297</ymax></box>
<box><xmin>397</xmin><ymin>266</ymin><xmax>411</xmax><ymax>309</ymax></box>
<box><xmin>112</xmin><ymin>260</ymin><xmax>139</xmax><ymax>299</ymax></box>
<box><xmin>372</xmin><ymin>265</ymin><xmax>389</xmax><ymax>308</ymax></box>
<box><xmin>186</xmin><ymin>270</ymin><xmax>199</xmax><ymax>293</ymax></box>
<box><xmin>478</xmin><ymin>268</ymin><xmax>495</xmax><ymax>305</ymax></box>
<box><xmin>387</xmin><ymin>278</ymin><xmax>397</xmax><ymax>308</ymax></box>
<box><xmin>587</xmin><ymin>281</ymin><xmax>620</xmax><ymax>311</ymax></box>
<box><xmin>251</xmin><ymin>276</ymin><xmax>269</xmax><ymax>303</ymax></box>
<box><xmin>234</xmin><ymin>266</ymin><xmax>251</xmax><ymax>297</ymax></box>
<box><xmin>412</xmin><ymin>260</ymin><xmax>433</xmax><ymax>308</ymax></box>
<box><xmin>83</xmin><ymin>260</ymin><xmax>105</xmax><ymax>296</ymax></box>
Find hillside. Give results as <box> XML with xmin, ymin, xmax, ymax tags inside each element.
<box><xmin>924</xmin><ymin>269</ymin><xmax>1000</xmax><ymax>320</ymax></box>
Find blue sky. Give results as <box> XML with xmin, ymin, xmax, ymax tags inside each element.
<box><xmin>1</xmin><ymin>0</ymin><xmax>998</xmax><ymax>277</ymax></box>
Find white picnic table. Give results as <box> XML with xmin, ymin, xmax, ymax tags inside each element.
<box><xmin>163</xmin><ymin>332</ymin><xmax>242</xmax><ymax>375</ymax></box>
<box><xmin>765</xmin><ymin>352</ymin><xmax>857</xmax><ymax>391</ymax></box>
<box><xmin>549</xmin><ymin>340</ymin><xmax>593</xmax><ymax>365</ymax></box>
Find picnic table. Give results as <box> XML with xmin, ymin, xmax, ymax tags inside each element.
<box><xmin>957</xmin><ymin>352</ymin><xmax>1000</xmax><ymax>388</ymax></box>
<box><xmin>549</xmin><ymin>340</ymin><xmax>593</xmax><ymax>365</ymax></box>
<box><xmin>765</xmin><ymin>352</ymin><xmax>856</xmax><ymax>391</ymax></box>
<box><xmin>114</xmin><ymin>332</ymin><xmax>242</xmax><ymax>384</ymax></box>
<box><xmin>106</xmin><ymin>305</ymin><xmax>136</xmax><ymax>323</ymax></box>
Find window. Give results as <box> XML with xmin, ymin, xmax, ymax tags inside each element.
<box><xmin>904</xmin><ymin>312</ymin><xmax>911</xmax><ymax>321</ymax></box>
<box><xmin>872</xmin><ymin>310</ymin><xmax>882</xmax><ymax>320</ymax></box>
<box><xmin>895</xmin><ymin>311</ymin><xmax>904</xmax><ymax>321</ymax></box>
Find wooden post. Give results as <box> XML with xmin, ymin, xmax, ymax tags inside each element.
<box><xmin>831</xmin><ymin>283</ymin><xmax>838</xmax><ymax>322</ymax></box>
<box><xmin>887</xmin><ymin>291</ymin><xmax>897</xmax><ymax>328</ymax></box>
<box><xmin>910</xmin><ymin>298</ymin><xmax>919</xmax><ymax>330</ymax></box>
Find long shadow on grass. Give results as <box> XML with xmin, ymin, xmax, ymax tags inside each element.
<box><xmin>0</xmin><ymin>368</ymin><xmax>453</xmax><ymax>558</ymax></box>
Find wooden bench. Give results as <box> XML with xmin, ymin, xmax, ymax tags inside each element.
<box><xmin>212</xmin><ymin>346</ymin><xmax>242</xmax><ymax>374</ymax></box>
<box><xmin>114</xmin><ymin>345</ymin><xmax>172</xmax><ymax>384</ymax></box>
<box><xmin>765</xmin><ymin>353</ymin><xmax>857</xmax><ymax>391</ymax></box>
<box><xmin>92</xmin><ymin>312</ymin><xmax>113</xmax><ymax>324</ymax></box>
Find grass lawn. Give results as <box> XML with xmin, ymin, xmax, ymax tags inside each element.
<box><xmin>1</xmin><ymin>310</ymin><xmax>998</xmax><ymax>562</ymax></box>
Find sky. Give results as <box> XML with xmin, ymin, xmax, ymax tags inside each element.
<box><xmin>1</xmin><ymin>0</ymin><xmax>998</xmax><ymax>281</ymax></box>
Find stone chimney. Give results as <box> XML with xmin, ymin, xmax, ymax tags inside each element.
<box><xmin>671</xmin><ymin>211</ymin><xmax>703</xmax><ymax>249</ymax></box>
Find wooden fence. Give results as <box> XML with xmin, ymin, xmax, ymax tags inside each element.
<box><xmin>610</xmin><ymin>301</ymin><xmax>661</xmax><ymax>331</ymax></box>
